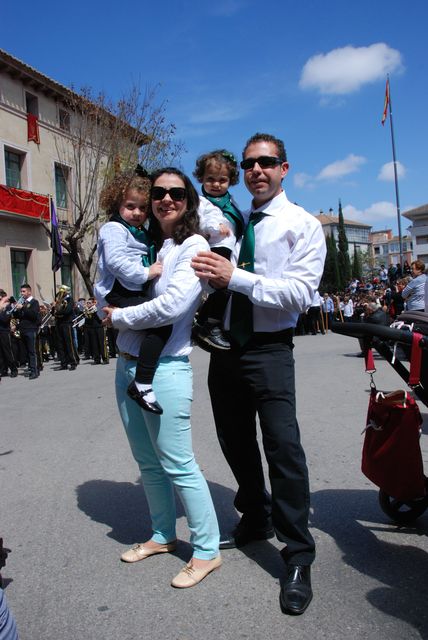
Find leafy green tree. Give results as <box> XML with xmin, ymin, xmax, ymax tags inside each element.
<box><xmin>321</xmin><ymin>233</ymin><xmax>341</xmax><ymax>292</ymax></box>
<box><xmin>337</xmin><ymin>199</ymin><xmax>352</xmax><ymax>287</ymax></box>
<box><xmin>351</xmin><ymin>243</ymin><xmax>362</xmax><ymax>280</ymax></box>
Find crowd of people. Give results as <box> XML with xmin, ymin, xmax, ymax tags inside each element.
<box><xmin>294</xmin><ymin>260</ymin><xmax>427</xmax><ymax>336</ymax></box>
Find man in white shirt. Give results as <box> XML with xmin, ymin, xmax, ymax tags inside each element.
<box><xmin>191</xmin><ymin>133</ymin><xmax>326</xmax><ymax>615</ymax></box>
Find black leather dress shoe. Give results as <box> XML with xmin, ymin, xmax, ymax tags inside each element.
<box><xmin>127</xmin><ymin>382</ymin><xmax>163</xmax><ymax>414</ymax></box>
<box><xmin>280</xmin><ymin>565</ymin><xmax>312</xmax><ymax>615</ymax></box>
<box><xmin>220</xmin><ymin>520</ymin><xmax>275</xmax><ymax>549</ymax></box>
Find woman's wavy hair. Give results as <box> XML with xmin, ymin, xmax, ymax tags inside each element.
<box><xmin>148</xmin><ymin>167</ymin><xmax>201</xmax><ymax>247</ymax></box>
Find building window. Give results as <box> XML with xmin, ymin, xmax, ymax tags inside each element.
<box><xmin>55</xmin><ymin>164</ymin><xmax>69</xmax><ymax>208</ymax></box>
<box><xmin>59</xmin><ymin>109</ymin><xmax>70</xmax><ymax>132</ymax></box>
<box><xmin>374</xmin><ymin>247</ymin><xmax>380</xmax><ymax>255</ymax></box>
<box><xmin>61</xmin><ymin>254</ymin><xmax>73</xmax><ymax>295</ymax></box>
<box><xmin>416</xmin><ymin>235</ymin><xmax>428</xmax><ymax>245</ymax></box>
<box><xmin>25</xmin><ymin>92</ymin><xmax>39</xmax><ymax>116</ymax></box>
<box><xmin>11</xmin><ymin>249</ymin><xmax>29</xmax><ymax>297</ymax></box>
<box><xmin>5</xmin><ymin>150</ymin><xmax>23</xmax><ymax>188</ymax></box>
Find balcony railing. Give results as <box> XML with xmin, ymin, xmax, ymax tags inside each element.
<box><xmin>0</xmin><ymin>184</ymin><xmax>50</xmax><ymax>222</ymax></box>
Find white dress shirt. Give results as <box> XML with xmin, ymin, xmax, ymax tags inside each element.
<box><xmin>94</xmin><ymin>221</ymin><xmax>150</xmax><ymax>309</ymax></box>
<box><xmin>112</xmin><ymin>234</ymin><xmax>209</xmax><ymax>357</ymax></box>
<box><xmin>225</xmin><ymin>191</ymin><xmax>326</xmax><ymax>331</ymax></box>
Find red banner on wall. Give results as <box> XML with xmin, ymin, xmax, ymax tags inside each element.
<box><xmin>27</xmin><ymin>113</ymin><xmax>40</xmax><ymax>144</ymax></box>
<box><xmin>0</xmin><ymin>184</ymin><xmax>49</xmax><ymax>221</ymax></box>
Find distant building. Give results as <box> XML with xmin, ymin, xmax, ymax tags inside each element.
<box><xmin>402</xmin><ymin>204</ymin><xmax>428</xmax><ymax>264</ymax></box>
<box><xmin>369</xmin><ymin>229</ymin><xmax>413</xmax><ymax>267</ymax></box>
<box><xmin>314</xmin><ymin>212</ymin><xmax>371</xmax><ymax>255</ymax></box>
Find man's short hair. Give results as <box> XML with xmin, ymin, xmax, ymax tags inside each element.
<box><xmin>412</xmin><ymin>259</ymin><xmax>425</xmax><ymax>273</ymax></box>
<box><xmin>21</xmin><ymin>283</ymin><xmax>31</xmax><ymax>290</ymax></box>
<box><xmin>242</xmin><ymin>133</ymin><xmax>287</xmax><ymax>162</ymax></box>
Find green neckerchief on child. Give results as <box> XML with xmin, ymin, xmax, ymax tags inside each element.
<box><xmin>111</xmin><ymin>213</ymin><xmax>156</xmax><ymax>266</ymax></box>
<box><xmin>202</xmin><ymin>188</ymin><xmax>244</xmax><ymax>239</ymax></box>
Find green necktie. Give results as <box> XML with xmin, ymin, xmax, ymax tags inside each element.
<box><xmin>229</xmin><ymin>212</ymin><xmax>266</xmax><ymax>347</ymax></box>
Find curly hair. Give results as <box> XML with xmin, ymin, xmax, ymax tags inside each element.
<box><xmin>242</xmin><ymin>133</ymin><xmax>287</xmax><ymax>163</ymax></box>
<box><xmin>193</xmin><ymin>149</ymin><xmax>239</xmax><ymax>186</ymax></box>
<box><xmin>148</xmin><ymin>167</ymin><xmax>201</xmax><ymax>247</ymax></box>
<box><xmin>99</xmin><ymin>172</ymin><xmax>151</xmax><ymax>218</ymax></box>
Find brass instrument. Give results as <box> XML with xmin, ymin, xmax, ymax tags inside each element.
<box><xmin>6</xmin><ymin>295</ymin><xmax>25</xmax><ymax>315</ymax></box>
<box><xmin>72</xmin><ymin>304</ymin><xmax>97</xmax><ymax>328</ymax></box>
<box><xmin>53</xmin><ymin>285</ymin><xmax>70</xmax><ymax>315</ymax></box>
<box><xmin>10</xmin><ymin>317</ymin><xmax>20</xmax><ymax>339</ymax></box>
<box><xmin>38</xmin><ymin>306</ymin><xmax>55</xmax><ymax>331</ymax></box>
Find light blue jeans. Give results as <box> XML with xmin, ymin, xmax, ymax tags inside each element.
<box><xmin>115</xmin><ymin>355</ymin><xmax>219</xmax><ymax>559</ymax></box>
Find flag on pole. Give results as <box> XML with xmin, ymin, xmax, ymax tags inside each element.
<box><xmin>50</xmin><ymin>199</ymin><xmax>63</xmax><ymax>272</ymax></box>
<box><xmin>381</xmin><ymin>78</ymin><xmax>390</xmax><ymax>126</ymax></box>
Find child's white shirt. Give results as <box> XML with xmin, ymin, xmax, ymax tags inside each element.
<box><xmin>198</xmin><ymin>196</ymin><xmax>236</xmax><ymax>251</ymax></box>
<box><xmin>94</xmin><ymin>221</ymin><xmax>150</xmax><ymax>310</ymax></box>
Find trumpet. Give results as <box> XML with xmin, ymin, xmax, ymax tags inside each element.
<box><xmin>6</xmin><ymin>296</ymin><xmax>25</xmax><ymax>315</ymax></box>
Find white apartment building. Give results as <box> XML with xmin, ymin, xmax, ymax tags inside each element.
<box><xmin>402</xmin><ymin>204</ymin><xmax>428</xmax><ymax>264</ymax></box>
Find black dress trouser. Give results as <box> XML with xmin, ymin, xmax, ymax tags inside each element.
<box><xmin>208</xmin><ymin>337</ymin><xmax>315</xmax><ymax>566</ymax></box>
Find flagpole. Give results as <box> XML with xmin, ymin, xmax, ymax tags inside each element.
<box><xmin>387</xmin><ymin>76</ymin><xmax>403</xmax><ymax>266</ymax></box>
<box><xmin>49</xmin><ymin>196</ymin><xmax>57</xmax><ymax>297</ymax></box>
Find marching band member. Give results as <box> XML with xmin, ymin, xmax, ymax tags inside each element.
<box><xmin>82</xmin><ymin>298</ymin><xmax>108</xmax><ymax>365</ymax></box>
<box><xmin>12</xmin><ymin>284</ymin><xmax>40</xmax><ymax>380</ymax></box>
<box><xmin>0</xmin><ymin>290</ymin><xmax>18</xmax><ymax>379</ymax></box>
<box><xmin>53</xmin><ymin>285</ymin><xmax>79</xmax><ymax>371</ymax></box>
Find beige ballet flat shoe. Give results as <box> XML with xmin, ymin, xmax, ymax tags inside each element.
<box><xmin>120</xmin><ymin>541</ymin><xmax>177</xmax><ymax>563</ymax></box>
<box><xmin>171</xmin><ymin>556</ymin><xmax>222</xmax><ymax>588</ymax></box>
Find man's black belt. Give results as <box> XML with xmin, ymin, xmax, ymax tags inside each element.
<box><xmin>229</xmin><ymin>328</ymin><xmax>294</xmax><ymax>347</ymax></box>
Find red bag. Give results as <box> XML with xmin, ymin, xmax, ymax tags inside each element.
<box><xmin>362</xmin><ymin>389</ymin><xmax>426</xmax><ymax>500</ymax></box>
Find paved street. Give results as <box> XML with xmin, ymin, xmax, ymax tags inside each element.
<box><xmin>1</xmin><ymin>332</ymin><xmax>428</xmax><ymax>640</ymax></box>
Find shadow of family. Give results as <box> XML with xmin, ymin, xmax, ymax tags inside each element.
<box><xmin>76</xmin><ymin>479</ymin><xmax>428</xmax><ymax>636</ymax></box>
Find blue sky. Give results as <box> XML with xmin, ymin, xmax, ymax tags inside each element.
<box><xmin>1</xmin><ymin>0</ymin><xmax>427</xmax><ymax>234</ymax></box>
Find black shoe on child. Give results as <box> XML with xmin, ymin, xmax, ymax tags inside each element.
<box><xmin>192</xmin><ymin>322</ymin><xmax>230</xmax><ymax>353</ymax></box>
<box><xmin>127</xmin><ymin>381</ymin><xmax>163</xmax><ymax>415</ymax></box>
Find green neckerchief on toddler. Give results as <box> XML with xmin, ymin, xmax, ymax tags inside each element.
<box><xmin>110</xmin><ymin>213</ymin><xmax>157</xmax><ymax>267</ymax></box>
<box><xmin>202</xmin><ymin>188</ymin><xmax>244</xmax><ymax>239</ymax></box>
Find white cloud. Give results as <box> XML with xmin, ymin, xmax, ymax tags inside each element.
<box><xmin>293</xmin><ymin>172</ymin><xmax>312</xmax><ymax>188</ymax></box>
<box><xmin>377</xmin><ymin>161</ymin><xmax>406</xmax><ymax>181</ymax></box>
<box><xmin>299</xmin><ymin>43</ymin><xmax>403</xmax><ymax>95</ymax></box>
<box><xmin>343</xmin><ymin>201</ymin><xmax>397</xmax><ymax>227</ymax></box>
<box><xmin>317</xmin><ymin>154</ymin><xmax>366</xmax><ymax>181</ymax></box>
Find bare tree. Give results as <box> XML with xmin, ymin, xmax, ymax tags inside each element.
<box><xmin>44</xmin><ymin>84</ymin><xmax>184</xmax><ymax>295</ymax></box>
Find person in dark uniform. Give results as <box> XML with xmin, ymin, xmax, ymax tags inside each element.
<box><xmin>53</xmin><ymin>285</ymin><xmax>79</xmax><ymax>370</ymax></box>
<box><xmin>83</xmin><ymin>298</ymin><xmax>108</xmax><ymax>364</ymax></box>
<box><xmin>192</xmin><ymin>133</ymin><xmax>326</xmax><ymax>615</ymax></box>
<box><xmin>12</xmin><ymin>284</ymin><xmax>40</xmax><ymax>380</ymax></box>
<box><xmin>0</xmin><ymin>290</ymin><xmax>18</xmax><ymax>379</ymax></box>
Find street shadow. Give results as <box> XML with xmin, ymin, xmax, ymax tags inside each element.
<box><xmin>311</xmin><ymin>488</ymin><xmax>428</xmax><ymax>638</ymax></box>
<box><xmin>76</xmin><ymin>478</ymin><xmax>239</xmax><ymax>546</ymax></box>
